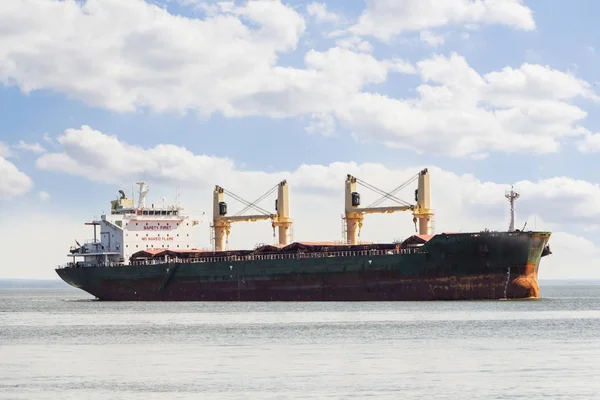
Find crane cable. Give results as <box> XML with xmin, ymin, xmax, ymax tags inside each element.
<box><xmin>234</xmin><ymin>183</ymin><xmax>279</xmax><ymax>217</ymax></box>
<box><xmin>355</xmin><ymin>177</ymin><xmax>413</xmax><ymax>207</ymax></box>
<box><xmin>368</xmin><ymin>173</ymin><xmax>420</xmax><ymax>208</ymax></box>
<box><xmin>222</xmin><ymin>188</ymin><xmax>273</xmax><ymax>216</ymax></box>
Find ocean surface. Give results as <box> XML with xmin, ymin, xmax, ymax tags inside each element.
<box><xmin>1</xmin><ymin>284</ymin><xmax>600</xmax><ymax>400</ymax></box>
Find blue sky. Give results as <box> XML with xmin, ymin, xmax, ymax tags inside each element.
<box><xmin>1</xmin><ymin>0</ymin><xmax>600</xmax><ymax>279</ymax></box>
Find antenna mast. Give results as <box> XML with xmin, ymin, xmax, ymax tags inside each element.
<box><xmin>505</xmin><ymin>186</ymin><xmax>520</xmax><ymax>232</ymax></box>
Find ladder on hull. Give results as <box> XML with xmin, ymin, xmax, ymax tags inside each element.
<box><xmin>158</xmin><ymin>264</ymin><xmax>178</xmax><ymax>291</ymax></box>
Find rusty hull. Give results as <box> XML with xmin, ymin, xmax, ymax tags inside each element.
<box><xmin>56</xmin><ymin>230</ymin><xmax>551</xmax><ymax>301</ymax></box>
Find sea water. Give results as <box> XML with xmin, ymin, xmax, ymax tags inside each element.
<box><xmin>1</xmin><ymin>284</ymin><xmax>599</xmax><ymax>399</ymax></box>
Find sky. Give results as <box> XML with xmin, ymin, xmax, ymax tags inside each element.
<box><xmin>1</xmin><ymin>0</ymin><xmax>600</xmax><ymax>280</ymax></box>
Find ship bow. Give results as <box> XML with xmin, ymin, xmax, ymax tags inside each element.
<box><xmin>507</xmin><ymin>231</ymin><xmax>551</xmax><ymax>299</ymax></box>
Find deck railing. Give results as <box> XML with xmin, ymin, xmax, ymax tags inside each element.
<box><xmin>58</xmin><ymin>247</ymin><xmax>423</xmax><ymax>269</ymax></box>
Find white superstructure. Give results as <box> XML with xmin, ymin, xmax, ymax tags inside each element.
<box><xmin>68</xmin><ymin>182</ymin><xmax>201</xmax><ymax>267</ymax></box>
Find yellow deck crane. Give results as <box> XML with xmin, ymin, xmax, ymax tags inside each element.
<box><xmin>212</xmin><ymin>180</ymin><xmax>293</xmax><ymax>251</ymax></box>
<box><xmin>343</xmin><ymin>168</ymin><xmax>434</xmax><ymax>245</ymax></box>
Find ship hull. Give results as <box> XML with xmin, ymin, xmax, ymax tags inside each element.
<box><xmin>56</xmin><ymin>231</ymin><xmax>551</xmax><ymax>301</ymax></box>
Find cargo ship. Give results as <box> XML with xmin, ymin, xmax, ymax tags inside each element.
<box><xmin>55</xmin><ymin>169</ymin><xmax>552</xmax><ymax>301</ymax></box>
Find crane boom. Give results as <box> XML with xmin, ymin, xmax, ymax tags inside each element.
<box><xmin>357</xmin><ymin>205</ymin><xmax>413</xmax><ymax>215</ymax></box>
<box><xmin>343</xmin><ymin>169</ymin><xmax>434</xmax><ymax>245</ymax></box>
<box><xmin>219</xmin><ymin>214</ymin><xmax>274</xmax><ymax>223</ymax></box>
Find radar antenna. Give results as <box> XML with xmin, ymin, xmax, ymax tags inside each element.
<box><xmin>505</xmin><ymin>186</ymin><xmax>520</xmax><ymax>232</ymax></box>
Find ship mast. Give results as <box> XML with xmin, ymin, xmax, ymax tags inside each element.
<box><xmin>505</xmin><ymin>186</ymin><xmax>520</xmax><ymax>232</ymax></box>
<box><xmin>136</xmin><ymin>182</ymin><xmax>149</xmax><ymax>209</ymax></box>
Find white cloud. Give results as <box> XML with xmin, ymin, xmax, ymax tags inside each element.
<box><xmin>13</xmin><ymin>140</ymin><xmax>46</xmax><ymax>153</ymax></box>
<box><xmin>0</xmin><ymin>0</ymin><xmax>596</xmax><ymax>158</ymax></box>
<box><xmin>222</xmin><ymin>46</ymin><xmax>415</xmax><ymax>119</ymax></box>
<box><xmin>306</xmin><ymin>113</ymin><xmax>337</xmax><ymax>136</ymax></box>
<box><xmin>504</xmin><ymin>177</ymin><xmax>600</xmax><ymax>227</ymax></box>
<box><xmin>540</xmin><ymin>232</ymin><xmax>600</xmax><ymax>280</ymax></box>
<box><xmin>190</xmin><ymin>0</ymin><xmax>238</xmax><ymax>15</ymax></box>
<box><xmin>0</xmin><ymin>141</ymin><xmax>11</xmax><ymax>157</ymax></box>
<box><xmin>22</xmin><ymin>126</ymin><xmax>600</xmax><ymax>281</ymax></box>
<box><xmin>0</xmin><ymin>0</ymin><xmax>305</xmax><ymax>114</ymax></box>
<box><xmin>36</xmin><ymin>125</ymin><xmax>235</xmax><ymax>186</ymax></box>
<box><xmin>335</xmin><ymin>36</ymin><xmax>373</xmax><ymax>53</ymax></box>
<box><xmin>39</xmin><ymin>191</ymin><xmax>51</xmax><ymax>201</ymax></box>
<box><xmin>0</xmin><ymin>1</ymin><xmax>403</xmax><ymax>116</ymax></box>
<box><xmin>0</xmin><ymin>157</ymin><xmax>33</xmax><ymax>200</ymax></box>
<box><xmin>36</xmin><ymin>126</ymin><xmax>600</xmax><ymax>230</ymax></box>
<box><xmin>350</xmin><ymin>0</ymin><xmax>535</xmax><ymax>42</ymax></box>
<box><xmin>420</xmin><ymin>30</ymin><xmax>445</xmax><ymax>46</ymax></box>
<box><xmin>575</xmin><ymin>132</ymin><xmax>600</xmax><ymax>153</ymax></box>
<box><xmin>307</xmin><ymin>2</ymin><xmax>340</xmax><ymax>24</ymax></box>
<box><xmin>483</xmin><ymin>62</ymin><xmax>600</xmax><ymax>105</ymax></box>
<box><xmin>334</xmin><ymin>53</ymin><xmax>599</xmax><ymax>158</ymax></box>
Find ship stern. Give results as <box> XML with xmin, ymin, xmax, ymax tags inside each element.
<box><xmin>55</xmin><ymin>266</ymin><xmax>94</xmax><ymax>295</ymax></box>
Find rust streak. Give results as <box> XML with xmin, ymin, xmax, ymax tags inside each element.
<box><xmin>511</xmin><ymin>262</ymin><xmax>540</xmax><ymax>298</ymax></box>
